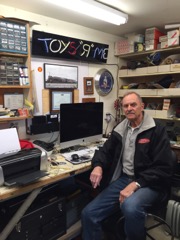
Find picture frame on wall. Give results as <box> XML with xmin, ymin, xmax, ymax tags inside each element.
<box><xmin>83</xmin><ymin>77</ymin><xmax>94</xmax><ymax>95</ymax></box>
<box><xmin>44</xmin><ymin>63</ymin><xmax>78</xmax><ymax>89</ymax></box>
<box><xmin>50</xmin><ymin>89</ymin><xmax>73</xmax><ymax>113</ymax></box>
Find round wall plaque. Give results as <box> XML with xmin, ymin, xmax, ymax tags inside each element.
<box><xmin>95</xmin><ymin>69</ymin><xmax>114</xmax><ymax>96</ymax></box>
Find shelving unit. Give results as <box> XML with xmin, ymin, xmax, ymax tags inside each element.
<box><xmin>117</xmin><ymin>46</ymin><xmax>180</xmax><ymax>122</ymax></box>
<box><xmin>0</xmin><ymin>17</ymin><xmax>32</xmax><ymax>122</ymax></box>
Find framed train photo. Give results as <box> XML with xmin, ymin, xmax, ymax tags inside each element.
<box><xmin>44</xmin><ymin>63</ymin><xmax>78</xmax><ymax>89</ymax></box>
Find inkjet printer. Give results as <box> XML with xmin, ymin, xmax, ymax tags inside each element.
<box><xmin>0</xmin><ymin>148</ymin><xmax>48</xmax><ymax>187</ymax></box>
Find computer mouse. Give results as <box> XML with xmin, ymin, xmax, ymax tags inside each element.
<box><xmin>71</xmin><ymin>154</ymin><xmax>80</xmax><ymax>161</ymax></box>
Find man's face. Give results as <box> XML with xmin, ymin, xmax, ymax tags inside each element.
<box><xmin>122</xmin><ymin>94</ymin><xmax>144</xmax><ymax>122</ymax></box>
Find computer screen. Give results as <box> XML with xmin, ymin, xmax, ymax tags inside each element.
<box><xmin>60</xmin><ymin>102</ymin><xmax>103</xmax><ymax>150</ymax></box>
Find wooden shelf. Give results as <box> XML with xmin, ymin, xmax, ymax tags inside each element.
<box><xmin>120</xmin><ymin>70</ymin><xmax>180</xmax><ymax>78</ymax></box>
<box><xmin>0</xmin><ymin>116</ymin><xmax>32</xmax><ymax>122</ymax></box>
<box><xmin>117</xmin><ymin>46</ymin><xmax>180</xmax><ymax>124</ymax></box>
<box><xmin>0</xmin><ymin>85</ymin><xmax>30</xmax><ymax>89</ymax></box>
<box><xmin>118</xmin><ymin>89</ymin><xmax>180</xmax><ymax>97</ymax></box>
<box><xmin>0</xmin><ymin>18</ymin><xmax>32</xmax><ymax>123</ymax></box>
<box><xmin>0</xmin><ymin>52</ymin><xmax>28</xmax><ymax>58</ymax></box>
<box><xmin>115</xmin><ymin>46</ymin><xmax>180</xmax><ymax>59</ymax></box>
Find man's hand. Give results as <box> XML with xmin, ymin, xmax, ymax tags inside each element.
<box><xmin>119</xmin><ymin>181</ymin><xmax>138</xmax><ymax>204</ymax></box>
<box><xmin>90</xmin><ymin>166</ymin><xmax>103</xmax><ymax>188</ymax></box>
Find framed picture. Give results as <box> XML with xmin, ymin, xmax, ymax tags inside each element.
<box><xmin>44</xmin><ymin>63</ymin><xmax>78</xmax><ymax>89</ymax></box>
<box><xmin>83</xmin><ymin>77</ymin><xmax>94</xmax><ymax>95</ymax></box>
<box><xmin>50</xmin><ymin>89</ymin><xmax>73</xmax><ymax>113</ymax></box>
<box><xmin>82</xmin><ymin>97</ymin><xmax>95</xmax><ymax>103</ymax></box>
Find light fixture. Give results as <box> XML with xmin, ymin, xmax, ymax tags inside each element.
<box><xmin>165</xmin><ymin>23</ymin><xmax>180</xmax><ymax>29</ymax></box>
<box><xmin>45</xmin><ymin>0</ymin><xmax>128</xmax><ymax>26</ymax></box>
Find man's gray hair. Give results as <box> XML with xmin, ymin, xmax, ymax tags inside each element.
<box><xmin>122</xmin><ymin>91</ymin><xmax>143</xmax><ymax>103</ymax></box>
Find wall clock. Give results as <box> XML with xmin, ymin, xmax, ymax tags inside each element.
<box><xmin>95</xmin><ymin>69</ymin><xmax>114</xmax><ymax>96</ymax></box>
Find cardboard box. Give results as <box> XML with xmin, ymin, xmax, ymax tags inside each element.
<box><xmin>158</xmin><ymin>65</ymin><xmax>171</xmax><ymax>72</ymax></box>
<box><xmin>168</xmin><ymin>37</ymin><xmax>179</xmax><ymax>47</ymax></box>
<box><xmin>167</xmin><ymin>29</ymin><xmax>179</xmax><ymax>39</ymax></box>
<box><xmin>145</xmin><ymin>39</ymin><xmax>159</xmax><ymax>51</ymax></box>
<box><xmin>145</xmin><ymin>27</ymin><xmax>164</xmax><ymax>40</ymax></box>
<box><xmin>159</xmin><ymin>35</ymin><xmax>168</xmax><ymax>42</ymax></box>
<box><xmin>114</xmin><ymin>39</ymin><xmax>134</xmax><ymax>55</ymax></box>
<box><xmin>160</xmin><ymin>41</ymin><xmax>168</xmax><ymax>49</ymax></box>
<box><xmin>127</xmin><ymin>33</ymin><xmax>144</xmax><ymax>44</ymax></box>
<box><xmin>162</xmin><ymin>99</ymin><xmax>171</xmax><ymax>110</ymax></box>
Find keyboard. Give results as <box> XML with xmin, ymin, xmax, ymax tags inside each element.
<box><xmin>61</xmin><ymin>147</ymin><xmax>97</xmax><ymax>165</ymax></box>
<box><xmin>33</xmin><ymin>140</ymin><xmax>54</xmax><ymax>152</ymax></box>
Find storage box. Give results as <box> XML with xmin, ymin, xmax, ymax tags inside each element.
<box><xmin>167</xmin><ymin>29</ymin><xmax>179</xmax><ymax>39</ymax></box>
<box><xmin>145</xmin><ymin>27</ymin><xmax>164</xmax><ymax>40</ymax></box>
<box><xmin>127</xmin><ymin>33</ymin><xmax>144</xmax><ymax>44</ymax></box>
<box><xmin>114</xmin><ymin>39</ymin><xmax>134</xmax><ymax>55</ymax></box>
<box><xmin>170</xmin><ymin>63</ymin><xmax>180</xmax><ymax>72</ymax></box>
<box><xmin>160</xmin><ymin>41</ymin><xmax>168</xmax><ymax>49</ymax></box>
<box><xmin>145</xmin><ymin>39</ymin><xmax>159</xmax><ymax>51</ymax></box>
<box><xmin>162</xmin><ymin>99</ymin><xmax>171</xmax><ymax>110</ymax></box>
<box><xmin>158</xmin><ymin>65</ymin><xmax>171</xmax><ymax>72</ymax></box>
<box><xmin>159</xmin><ymin>35</ymin><xmax>168</xmax><ymax>42</ymax></box>
<box><xmin>168</xmin><ymin>37</ymin><xmax>179</xmax><ymax>47</ymax></box>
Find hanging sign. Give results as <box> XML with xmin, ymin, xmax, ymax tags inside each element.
<box><xmin>31</xmin><ymin>30</ymin><xmax>109</xmax><ymax>63</ymax></box>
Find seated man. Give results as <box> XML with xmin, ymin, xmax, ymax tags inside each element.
<box><xmin>81</xmin><ymin>91</ymin><xmax>174</xmax><ymax>240</ymax></box>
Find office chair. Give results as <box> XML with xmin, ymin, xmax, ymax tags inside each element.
<box><xmin>116</xmin><ymin>150</ymin><xmax>177</xmax><ymax>240</ymax></box>
<box><xmin>103</xmin><ymin>150</ymin><xmax>177</xmax><ymax>240</ymax></box>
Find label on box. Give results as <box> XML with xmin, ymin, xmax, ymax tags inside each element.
<box><xmin>163</xmin><ymin>99</ymin><xmax>171</xmax><ymax>110</ymax></box>
<box><xmin>159</xmin><ymin>35</ymin><xmax>168</xmax><ymax>42</ymax></box>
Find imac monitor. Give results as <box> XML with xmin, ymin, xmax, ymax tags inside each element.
<box><xmin>60</xmin><ymin>102</ymin><xmax>103</xmax><ymax>150</ymax></box>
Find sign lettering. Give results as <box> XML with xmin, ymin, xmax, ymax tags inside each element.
<box><xmin>32</xmin><ymin>30</ymin><xmax>109</xmax><ymax>63</ymax></box>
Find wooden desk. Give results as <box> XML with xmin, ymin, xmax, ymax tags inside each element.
<box><xmin>0</xmin><ymin>155</ymin><xmax>91</xmax><ymax>240</ymax></box>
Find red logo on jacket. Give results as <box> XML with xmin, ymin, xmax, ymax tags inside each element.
<box><xmin>138</xmin><ymin>138</ymin><xmax>150</xmax><ymax>143</ymax></box>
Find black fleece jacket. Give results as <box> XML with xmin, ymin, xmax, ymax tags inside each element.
<box><xmin>92</xmin><ymin>112</ymin><xmax>174</xmax><ymax>191</ymax></box>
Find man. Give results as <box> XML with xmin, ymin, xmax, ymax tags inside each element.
<box><xmin>81</xmin><ymin>92</ymin><xmax>174</xmax><ymax>240</ymax></box>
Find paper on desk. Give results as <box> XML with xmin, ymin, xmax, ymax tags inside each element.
<box><xmin>0</xmin><ymin>128</ymin><xmax>21</xmax><ymax>155</ymax></box>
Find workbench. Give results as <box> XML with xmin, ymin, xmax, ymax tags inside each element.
<box><xmin>0</xmin><ymin>154</ymin><xmax>92</xmax><ymax>240</ymax></box>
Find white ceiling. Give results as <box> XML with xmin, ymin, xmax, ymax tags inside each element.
<box><xmin>1</xmin><ymin>0</ymin><xmax>180</xmax><ymax>37</ymax></box>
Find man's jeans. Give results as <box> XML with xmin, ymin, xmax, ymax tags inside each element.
<box><xmin>81</xmin><ymin>174</ymin><xmax>160</xmax><ymax>240</ymax></box>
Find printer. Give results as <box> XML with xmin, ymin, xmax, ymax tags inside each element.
<box><xmin>0</xmin><ymin>148</ymin><xmax>48</xmax><ymax>187</ymax></box>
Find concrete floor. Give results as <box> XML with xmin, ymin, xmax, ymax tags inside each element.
<box><xmin>146</xmin><ymin>215</ymin><xmax>179</xmax><ymax>240</ymax></box>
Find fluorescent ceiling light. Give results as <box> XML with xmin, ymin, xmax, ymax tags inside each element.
<box><xmin>45</xmin><ymin>0</ymin><xmax>128</xmax><ymax>25</ymax></box>
<box><xmin>165</xmin><ymin>23</ymin><xmax>180</xmax><ymax>29</ymax></box>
